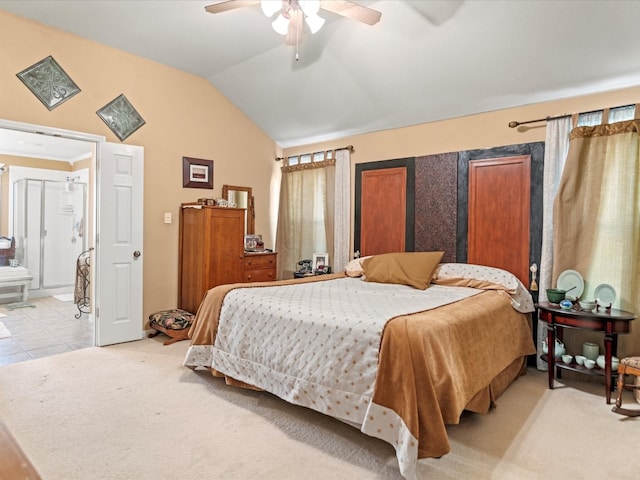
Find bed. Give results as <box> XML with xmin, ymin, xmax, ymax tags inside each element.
<box><xmin>184</xmin><ymin>253</ymin><xmax>536</xmax><ymax>480</ymax></box>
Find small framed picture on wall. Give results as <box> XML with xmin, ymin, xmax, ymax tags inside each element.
<box><xmin>182</xmin><ymin>157</ymin><xmax>213</xmax><ymax>189</ymax></box>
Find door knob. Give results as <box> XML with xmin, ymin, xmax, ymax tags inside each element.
<box><xmin>133</xmin><ymin>250</ymin><xmax>141</xmax><ymax>258</ymax></box>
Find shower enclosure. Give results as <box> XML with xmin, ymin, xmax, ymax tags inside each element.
<box><xmin>12</xmin><ymin>178</ymin><xmax>87</xmax><ymax>291</ymax></box>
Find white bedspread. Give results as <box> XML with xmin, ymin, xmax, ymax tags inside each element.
<box><xmin>184</xmin><ymin>278</ymin><xmax>482</xmax><ymax>476</ymax></box>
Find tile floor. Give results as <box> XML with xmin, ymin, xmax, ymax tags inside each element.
<box><xmin>0</xmin><ymin>296</ymin><xmax>93</xmax><ymax>366</ymax></box>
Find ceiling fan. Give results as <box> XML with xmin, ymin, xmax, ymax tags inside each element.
<box><xmin>205</xmin><ymin>0</ymin><xmax>382</xmax><ymax>46</ymax></box>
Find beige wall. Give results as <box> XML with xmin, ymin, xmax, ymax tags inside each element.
<box><xmin>0</xmin><ymin>11</ymin><xmax>277</xmax><ymax>320</ymax></box>
<box><xmin>282</xmin><ymin>87</ymin><xmax>640</xmax><ymax>161</ymax></box>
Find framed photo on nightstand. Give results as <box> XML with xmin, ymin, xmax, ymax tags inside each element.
<box><xmin>312</xmin><ymin>253</ymin><xmax>329</xmax><ymax>273</ymax></box>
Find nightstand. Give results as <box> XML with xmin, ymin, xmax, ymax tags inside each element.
<box><xmin>538</xmin><ymin>301</ymin><xmax>635</xmax><ymax>404</ymax></box>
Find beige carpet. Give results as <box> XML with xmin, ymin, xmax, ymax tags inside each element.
<box><xmin>0</xmin><ymin>338</ymin><xmax>637</xmax><ymax>480</ymax></box>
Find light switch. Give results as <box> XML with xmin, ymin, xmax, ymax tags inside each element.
<box><xmin>164</xmin><ymin>212</ymin><xmax>172</xmax><ymax>224</ymax></box>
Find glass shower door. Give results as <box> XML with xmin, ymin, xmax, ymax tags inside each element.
<box><xmin>42</xmin><ymin>180</ymin><xmax>87</xmax><ymax>289</ymax></box>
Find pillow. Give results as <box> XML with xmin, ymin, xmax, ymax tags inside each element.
<box><xmin>361</xmin><ymin>252</ymin><xmax>444</xmax><ymax>290</ymax></box>
<box><xmin>432</xmin><ymin>263</ymin><xmax>535</xmax><ymax>313</ymax></box>
<box><xmin>432</xmin><ymin>263</ymin><xmax>519</xmax><ymax>292</ymax></box>
<box><xmin>344</xmin><ymin>256</ymin><xmax>372</xmax><ymax>277</ymax></box>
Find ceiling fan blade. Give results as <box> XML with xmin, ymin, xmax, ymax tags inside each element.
<box><xmin>320</xmin><ymin>0</ymin><xmax>382</xmax><ymax>25</ymax></box>
<box><xmin>204</xmin><ymin>0</ymin><xmax>261</xmax><ymax>14</ymax></box>
<box><xmin>285</xmin><ymin>11</ymin><xmax>304</xmax><ymax>46</ymax></box>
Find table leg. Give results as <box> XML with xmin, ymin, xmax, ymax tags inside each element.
<box><xmin>556</xmin><ymin>328</ymin><xmax>564</xmax><ymax>380</ymax></box>
<box><xmin>604</xmin><ymin>333</ymin><xmax>614</xmax><ymax>404</ymax></box>
<box><xmin>547</xmin><ymin>323</ymin><xmax>556</xmax><ymax>389</ymax></box>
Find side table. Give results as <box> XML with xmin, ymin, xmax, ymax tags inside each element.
<box><xmin>538</xmin><ymin>301</ymin><xmax>635</xmax><ymax>404</ymax></box>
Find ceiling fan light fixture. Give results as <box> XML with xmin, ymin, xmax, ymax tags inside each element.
<box><xmin>272</xmin><ymin>13</ymin><xmax>290</xmax><ymax>35</ymax></box>
<box><xmin>260</xmin><ymin>0</ymin><xmax>282</xmax><ymax>17</ymax></box>
<box><xmin>304</xmin><ymin>12</ymin><xmax>325</xmax><ymax>34</ymax></box>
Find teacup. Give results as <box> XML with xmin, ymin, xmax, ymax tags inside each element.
<box><xmin>583</xmin><ymin>359</ymin><xmax>596</xmax><ymax>369</ymax></box>
<box><xmin>596</xmin><ymin>355</ymin><xmax>620</xmax><ymax>370</ymax></box>
<box><xmin>574</xmin><ymin>355</ymin><xmax>586</xmax><ymax>366</ymax></box>
<box><xmin>579</xmin><ymin>300</ymin><xmax>596</xmax><ymax>311</ymax></box>
<box><xmin>561</xmin><ymin>354</ymin><xmax>573</xmax><ymax>365</ymax></box>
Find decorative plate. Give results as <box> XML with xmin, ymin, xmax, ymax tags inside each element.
<box><xmin>557</xmin><ymin>269</ymin><xmax>584</xmax><ymax>298</ymax></box>
<box><xmin>594</xmin><ymin>283</ymin><xmax>616</xmax><ymax>306</ymax></box>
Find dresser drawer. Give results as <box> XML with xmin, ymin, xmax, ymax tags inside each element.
<box><xmin>243</xmin><ymin>253</ymin><xmax>276</xmax><ymax>270</ymax></box>
<box><xmin>243</xmin><ymin>268</ymin><xmax>276</xmax><ymax>282</ymax></box>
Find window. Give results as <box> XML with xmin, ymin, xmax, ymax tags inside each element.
<box><xmin>577</xmin><ymin>104</ymin><xmax>635</xmax><ymax>126</ymax></box>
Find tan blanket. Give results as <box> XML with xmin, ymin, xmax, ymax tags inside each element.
<box><xmin>187</xmin><ymin>274</ymin><xmax>535</xmax><ymax>464</ymax></box>
<box><xmin>373</xmin><ymin>289</ymin><xmax>534</xmax><ymax>459</ymax></box>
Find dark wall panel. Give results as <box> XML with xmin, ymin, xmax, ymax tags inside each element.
<box><xmin>356</xmin><ymin>142</ymin><xmax>543</xmax><ymax>271</ymax></box>
<box><xmin>414</xmin><ymin>153</ymin><xmax>458</xmax><ymax>262</ymax></box>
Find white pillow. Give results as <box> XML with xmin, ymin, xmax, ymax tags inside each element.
<box><xmin>433</xmin><ymin>263</ymin><xmax>534</xmax><ymax>313</ymax></box>
<box><xmin>434</xmin><ymin>263</ymin><xmax>520</xmax><ymax>292</ymax></box>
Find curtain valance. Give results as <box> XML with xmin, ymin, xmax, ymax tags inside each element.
<box><xmin>281</xmin><ymin>158</ymin><xmax>335</xmax><ymax>173</ymax></box>
<box><xmin>569</xmin><ymin>119</ymin><xmax>640</xmax><ymax>140</ymax></box>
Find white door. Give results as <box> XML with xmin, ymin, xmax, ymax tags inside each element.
<box><xmin>95</xmin><ymin>142</ymin><xmax>144</xmax><ymax>346</ymax></box>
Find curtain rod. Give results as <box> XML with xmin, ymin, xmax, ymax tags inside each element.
<box><xmin>275</xmin><ymin>145</ymin><xmax>354</xmax><ymax>161</ymax></box>
<box><xmin>508</xmin><ymin>114</ymin><xmax>571</xmax><ymax>128</ymax></box>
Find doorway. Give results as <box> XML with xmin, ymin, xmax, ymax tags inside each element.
<box><xmin>0</xmin><ymin>122</ymin><xmax>97</xmax><ymax>365</ymax></box>
<box><xmin>0</xmin><ymin>120</ymin><xmax>144</xmax><ymax>355</ymax></box>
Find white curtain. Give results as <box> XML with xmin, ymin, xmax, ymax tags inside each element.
<box><xmin>333</xmin><ymin>148</ymin><xmax>350</xmax><ymax>273</ymax></box>
<box><xmin>536</xmin><ymin>116</ymin><xmax>572</xmax><ymax>370</ymax></box>
<box><xmin>275</xmin><ymin>159</ymin><xmax>334</xmax><ymax>280</ymax></box>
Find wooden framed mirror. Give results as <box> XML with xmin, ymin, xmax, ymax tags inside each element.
<box><xmin>222</xmin><ymin>185</ymin><xmax>255</xmax><ymax>234</ymax></box>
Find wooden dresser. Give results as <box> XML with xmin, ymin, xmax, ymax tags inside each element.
<box><xmin>178</xmin><ymin>204</ymin><xmax>277</xmax><ymax>313</ymax></box>
<box><xmin>243</xmin><ymin>252</ymin><xmax>277</xmax><ymax>282</ymax></box>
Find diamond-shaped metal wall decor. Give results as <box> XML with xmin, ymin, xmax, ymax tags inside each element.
<box><xmin>96</xmin><ymin>94</ymin><xmax>146</xmax><ymax>141</ymax></box>
<box><xmin>16</xmin><ymin>55</ymin><xmax>81</xmax><ymax>110</ymax></box>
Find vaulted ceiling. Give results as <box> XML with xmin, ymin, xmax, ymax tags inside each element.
<box><xmin>1</xmin><ymin>0</ymin><xmax>639</xmax><ymax>147</ymax></box>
